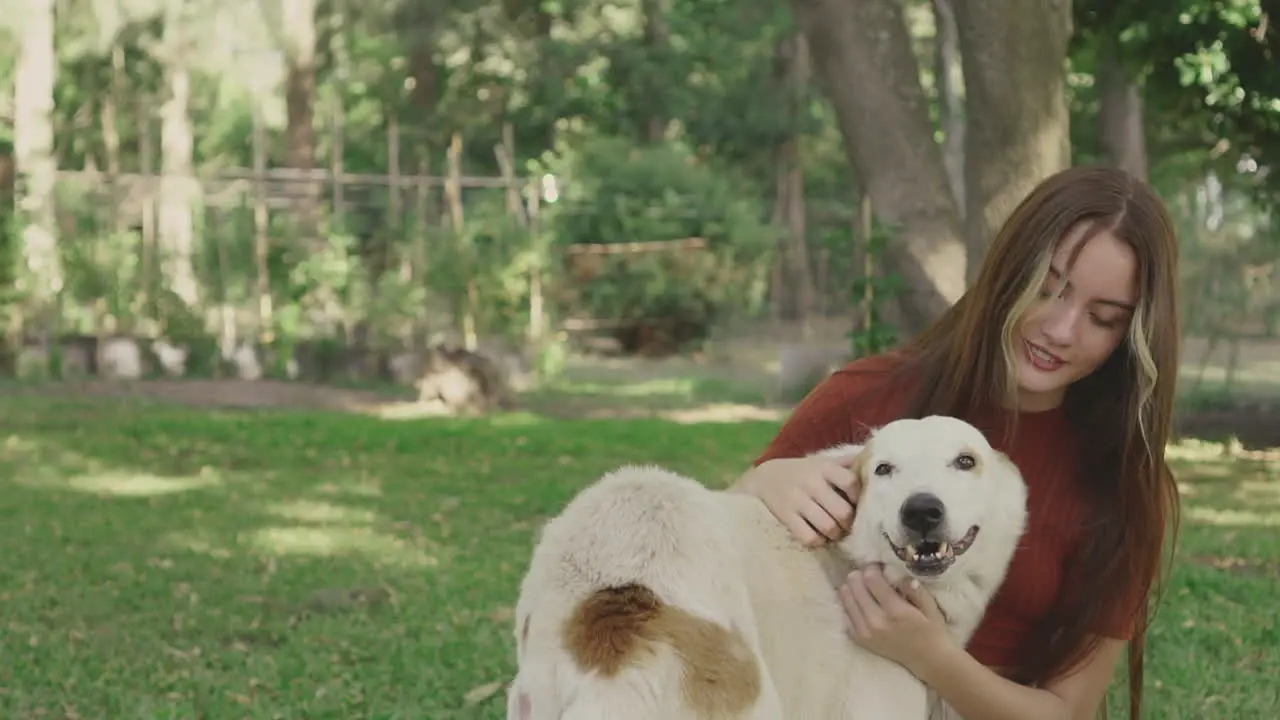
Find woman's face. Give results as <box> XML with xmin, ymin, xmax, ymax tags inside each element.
<box><xmin>1013</xmin><ymin>223</ymin><xmax>1139</xmax><ymax>411</ymax></box>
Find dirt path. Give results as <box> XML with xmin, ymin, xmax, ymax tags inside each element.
<box><xmin>10</xmin><ymin>378</ymin><xmax>416</xmax><ymax>415</ymax></box>
<box><xmin>6</xmin><ymin>322</ymin><xmax>1279</xmax><ymax>448</ymax></box>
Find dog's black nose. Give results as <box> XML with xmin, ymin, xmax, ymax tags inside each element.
<box><xmin>900</xmin><ymin>493</ymin><xmax>946</xmax><ymax>535</ymax></box>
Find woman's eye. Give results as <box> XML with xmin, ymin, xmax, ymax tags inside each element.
<box><xmin>1090</xmin><ymin>313</ymin><xmax>1121</xmax><ymax>329</ymax></box>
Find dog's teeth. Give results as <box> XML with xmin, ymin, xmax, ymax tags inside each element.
<box><xmin>939</xmin><ymin>541</ymin><xmax>950</xmax><ymax>555</ymax></box>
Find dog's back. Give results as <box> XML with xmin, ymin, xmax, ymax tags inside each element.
<box><xmin>508</xmin><ymin>465</ymin><xmax>784</xmax><ymax>720</ymax></box>
<box><xmin>507</xmin><ymin>416</ymin><xmax>1028</xmax><ymax>720</ymax></box>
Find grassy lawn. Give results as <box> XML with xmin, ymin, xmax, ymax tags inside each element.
<box><xmin>0</xmin><ymin>396</ymin><xmax>1275</xmax><ymax>719</ymax></box>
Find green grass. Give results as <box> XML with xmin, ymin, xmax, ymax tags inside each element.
<box><xmin>0</xmin><ymin>396</ymin><xmax>1275</xmax><ymax>718</ymax></box>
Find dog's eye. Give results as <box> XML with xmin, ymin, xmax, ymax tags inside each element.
<box><xmin>874</xmin><ymin>462</ymin><xmax>894</xmax><ymax>476</ymax></box>
<box><xmin>953</xmin><ymin>453</ymin><xmax>976</xmax><ymax>471</ymax></box>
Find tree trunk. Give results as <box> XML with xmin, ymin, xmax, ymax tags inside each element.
<box><xmin>933</xmin><ymin>0</ymin><xmax>966</xmax><ymax>212</ymax></box>
<box><xmin>1097</xmin><ymin>37</ymin><xmax>1148</xmax><ymax>181</ymax></box>
<box><xmin>159</xmin><ymin>0</ymin><xmax>200</xmax><ymax>310</ymax></box>
<box><xmin>282</xmin><ymin>0</ymin><xmax>319</xmax><ymax>245</ymax></box>
<box><xmin>14</xmin><ymin>0</ymin><xmax>64</xmax><ymax>322</ymax></box>
<box><xmin>789</xmin><ymin>0</ymin><xmax>966</xmax><ymax>336</ymax></box>
<box><xmin>641</xmin><ymin>0</ymin><xmax>670</xmax><ymax>142</ymax></box>
<box><xmin>772</xmin><ymin>31</ymin><xmax>816</xmax><ymax>325</ymax></box>
<box><xmin>953</xmin><ymin>0</ymin><xmax>1074</xmax><ymax>285</ymax></box>
<box><xmin>102</xmin><ymin>44</ymin><xmax>125</xmax><ymax>233</ymax></box>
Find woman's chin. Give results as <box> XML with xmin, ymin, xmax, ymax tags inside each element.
<box><xmin>1014</xmin><ymin>363</ymin><xmax>1070</xmax><ymax>409</ymax></box>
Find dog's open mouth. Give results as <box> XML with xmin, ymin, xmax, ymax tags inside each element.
<box><xmin>882</xmin><ymin>525</ymin><xmax>980</xmax><ymax>577</ymax></box>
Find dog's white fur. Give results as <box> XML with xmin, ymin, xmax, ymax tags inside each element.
<box><xmin>507</xmin><ymin>415</ymin><xmax>1029</xmax><ymax>719</ymax></box>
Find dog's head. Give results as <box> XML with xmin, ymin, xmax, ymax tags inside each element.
<box><xmin>832</xmin><ymin>415</ymin><xmax>1028</xmax><ymax>584</ymax></box>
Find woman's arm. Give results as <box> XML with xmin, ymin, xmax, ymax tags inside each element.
<box><xmin>840</xmin><ymin>565</ymin><xmax>1124</xmax><ymax>720</ymax></box>
<box><xmin>914</xmin><ymin>635</ymin><xmax>1124</xmax><ymax>720</ymax></box>
<box><xmin>728</xmin><ymin>454</ymin><xmax>862</xmax><ymax>546</ymax></box>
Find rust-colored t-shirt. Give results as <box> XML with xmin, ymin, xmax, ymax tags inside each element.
<box><xmin>753</xmin><ymin>352</ymin><xmax>1140</xmax><ymax>669</ymax></box>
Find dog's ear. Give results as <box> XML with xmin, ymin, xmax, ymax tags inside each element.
<box><xmin>821</xmin><ymin>442</ymin><xmax>874</xmax><ymax>504</ymax></box>
<box><xmin>810</xmin><ymin>442</ymin><xmax>871</xmax><ymax>504</ymax></box>
<box><xmin>991</xmin><ymin>449</ymin><xmax>1023</xmax><ymax>481</ymax></box>
<box><xmin>814</xmin><ymin>442</ymin><xmax>864</xmax><ymax>462</ymax></box>
<box><xmin>848</xmin><ymin>445</ymin><xmax>874</xmax><ymax>504</ymax></box>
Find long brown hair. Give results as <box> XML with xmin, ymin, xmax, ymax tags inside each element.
<box><xmin>892</xmin><ymin>165</ymin><xmax>1182</xmax><ymax>718</ymax></box>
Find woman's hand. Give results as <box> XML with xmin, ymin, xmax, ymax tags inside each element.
<box><xmin>732</xmin><ymin>454</ymin><xmax>861</xmax><ymax>547</ymax></box>
<box><xmin>840</xmin><ymin>563</ymin><xmax>953</xmax><ymax>672</ymax></box>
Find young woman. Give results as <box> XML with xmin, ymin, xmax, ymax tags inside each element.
<box><xmin>733</xmin><ymin>165</ymin><xmax>1181</xmax><ymax>720</ymax></box>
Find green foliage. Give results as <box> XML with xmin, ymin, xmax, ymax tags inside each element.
<box><xmin>536</xmin><ymin>133</ymin><xmax>775</xmax><ymax>350</ymax></box>
<box><xmin>427</xmin><ymin>192</ymin><xmax>542</xmax><ymax>342</ymax></box>
<box><xmin>539</xmin><ymin>133</ymin><xmax>769</xmax><ymax>249</ymax></box>
<box><xmin>1170</xmin><ymin>180</ymin><xmax>1279</xmax><ymax>340</ymax></box>
<box><xmin>806</xmin><ymin>202</ymin><xmax>903</xmax><ymax>361</ymax></box>
<box><xmin>841</xmin><ymin>219</ymin><xmax>903</xmax><ymax>358</ymax></box>
<box><xmin>1</xmin><ymin>0</ymin><xmax>1276</xmax><ymax>370</ymax></box>
<box><xmin>1074</xmin><ymin>0</ymin><xmax>1280</xmax><ymax>202</ymax></box>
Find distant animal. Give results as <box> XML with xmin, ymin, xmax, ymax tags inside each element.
<box><xmin>505</xmin><ymin>414</ymin><xmax>1029</xmax><ymax>720</ymax></box>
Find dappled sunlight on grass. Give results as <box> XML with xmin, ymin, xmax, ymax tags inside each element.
<box><xmin>661</xmin><ymin>402</ymin><xmax>788</xmax><ymax>424</ymax></box>
<box><xmin>1167</xmin><ymin>437</ymin><xmax>1243</xmax><ymax>463</ymax></box>
<box><xmin>4</xmin><ymin>433</ymin><xmax>233</xmax><ymax>498</ymax></box>
<box><xmin>0</xmin><ymin>389</ymin><xmax>1276</xmax><ymax>717</ymax></box>
<box><xmin>64</xmin><ymin>469</ymin><xmax>225</xmax><ymax>497</ymax></box>
<box><xmin>2</xmin><ymin>434</ymin><xmax>96</xmax><ymax>481</ymax></box>
<box><xmin>519</xmin><ymin>366</ymin><xmax>773</xmax><ymax>421</ymax></box>
<box><xmin>264</xmin><ymin>498</ymin><xmax>378</xmax><ymax>524</ymax></box>
<box><xmin>1170</xmin><ymin>436</ymin><xmax>1280</xmax><ymax>529</ymax></box>
<box><xmin>1174</xmin><ymin>460</ymin><xmax>1237</xmax><ymax>480</ymax></box>
<box><xmin>1134</xmin><ymin>436</ymin><xmax>1280</xmax><ymax>716</ymax></box>
<box><xmin>1230</xmin><ymin>478</ymin><xmax>1280</xmax><ymax>506</ymax></box>
<box><xmin>568</xmin><ymin>377</ymin><xmax>703</xmax><ymax>397</ymax></box>
<box><xmin>227</xmin><ymin>498</ymin><xmax>445</xmax><ymax>569</ymax></box>
<box><xmin>1177</xmin><ymin>363</ymin><xmax>1280</xmax><ymax>395</ymax></box>
<box><xmin>1184</xmin><ymin>506</ymin><xmax>1280</xmax><ymax>528</ymax></box>
<box><xmin>242</xmin><ymin>525</ymin><xmax>441</xmax><ymax>569</ymax></box>
<box><xmin>311</xmin><ymin>478</ymin><xmax>384</xmax><ymax>498</ymax></box>
<box><xmin>162</xmin><ymin>528</ymin><xmax>235</xmax><ymax>559</ymax></box>
<box><xmin>486</xmin><ymin>410</ymin><xmax>552</xmax><ymax>427</ymax></box>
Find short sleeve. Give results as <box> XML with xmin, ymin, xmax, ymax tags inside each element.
<box><xmin>753</xmin><ymin>352</ymin><xmax>911</xmax><ymax>466</ymax></box>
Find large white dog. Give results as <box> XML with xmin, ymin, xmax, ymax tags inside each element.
<box><xmin>506</xmin><ymin>415</ymin><xmax>1028</xmax><ymax>719</ymax></box>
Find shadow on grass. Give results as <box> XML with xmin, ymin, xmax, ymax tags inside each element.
<box><xmin>517</xmin><ymin>363</ymin><xmax>781</xmax><ymax>421</ymax></box>
<box><xmin>1169</xmin><ymin>439</ymin><xmax>1280</xmax><ymax>519</ymax></box>
<box><xmin>0</xmin><ymin>394</ymin><xmax>782</xmax><ymax>718</ymax></box>
<box><xmin>1107</xmin><ymin>438</ymin><xmax>1280</xmax><ymax>718</ymax></box>
<box><xmin>3</xmin><ymin>393</ymin><xmax>1278</xmax><ymax>718</ymax></box>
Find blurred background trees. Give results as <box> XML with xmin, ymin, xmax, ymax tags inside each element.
<box><xmin>0</xmin><ymin>0</ymin><xmax>1275</xmax><ymax>404</ymax></box>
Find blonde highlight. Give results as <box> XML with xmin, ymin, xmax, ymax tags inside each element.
<box><xmin>1126</xmin><ymin>302</ymin><xmax>1160</xmax><ymax>459</ymax></box>
<box><xmin>1000</xmin><ymin>249</ymin><xmax>1055</xmax><ymax>410</ymax></box>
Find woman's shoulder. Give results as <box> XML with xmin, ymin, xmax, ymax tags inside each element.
<box><xmin>831</xmin><ymin>349</ymin><xmax>914</xmax><ymax>384</ymax></box>
<box><xmin>753</xmin><ymin>351</ymin><xmax>917</xmax><ymax>464</ymax></box>
<box><xmin>789</xmin><ymin>350</ymin><xmax>916</xmax><ymax>411</ymax></box>
<box><xmin>831</xmin><ymin>350</ymin><xmax>920</xmax><ymax>404</ymax></box>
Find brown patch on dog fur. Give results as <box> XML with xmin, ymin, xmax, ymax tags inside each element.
<box><xmin>563</xmin><ymin>583</ymin><xmax>663</xmax><ymax>676</ymax></box>
<box><xmin>563</xmin><ymin>583</ymin><xmax>762</xmax><ymax>716</ymax></box>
